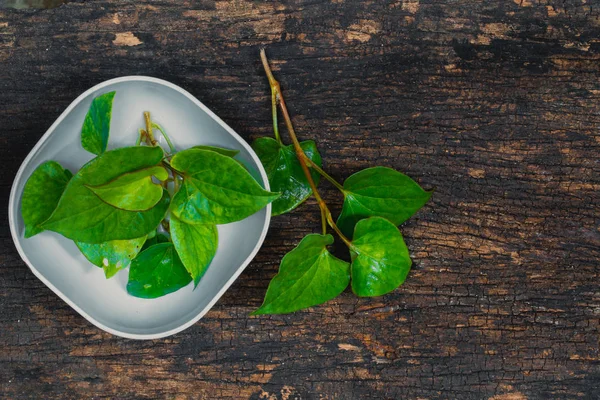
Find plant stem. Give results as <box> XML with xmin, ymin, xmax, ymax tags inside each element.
<box><xmin>162</xmin><ymin>161</ymin><xmax>182</xmax><ymax>177</ymax></box>
<box><xmin>260</xmin><ymin>49</ymin><xmax>352</xmax><ymax>246</ymax></box>
<box><xmin>152</xmin><ymin>122</ymin><xmax>176</xmax><ymax>153</ymax></box>
<box><xmin>261</xmin><ymin>51</ymin><xmax>283</xmax><ymax>144</ymax></box>
<box><xmin>271</xmin><ymin>90</ymin><xmax>282</xmax><ymax>144</ymax></box>
<box><xmin>143</xmin><ymin>111</ymin><xmax>158</xmax><ymax>146</ymax></box>
<box><xmin>326</xmin><ymin>211</ymin><xmax>352</xmax><ymax>248</ymax></box>
<box><xmin>260</xmin><ymin>49</ymin><xmax>326</xmax><ymax>234</ymax></box>
<box><xmin>136</xmin><ymin>129</ymin><xmax>146</xmax><ymax>146</ymax></box>
<box><xmin>302</xmin><ymin>155</ymin><xmax>345</xmax><ymax>193</ymax></box>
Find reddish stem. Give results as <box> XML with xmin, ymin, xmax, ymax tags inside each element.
<box><xmin>260</xmin><ymin>49</ymin><xmax>351</xmax><ymax>246</ymax></box>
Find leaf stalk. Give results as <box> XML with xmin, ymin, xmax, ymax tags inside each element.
<box><xmin>136</xmin><ymin>129</ymin><xmax>146</xmax><ymax>146</ymax></box>
<box><xmin>143</xmin><ymin>111</ymin><xmax>158</xmax><ymax>146</ymax></box>
<box><xmin>271</xmin><ymin>91</ymin><xmax>282</xmax><ymax>144</ymax></box>
<box><xmin>152</xmin><ymin>122</ymin><xmax>176</xmax><ymax>154</ymax></box>
<box><xmin>302</xmin><ymin>154</ymin><xmax>345</xmax><ymax>193</ymax></box>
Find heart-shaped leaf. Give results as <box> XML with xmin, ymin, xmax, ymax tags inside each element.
<box><xmin>21</xmin><ymin>161</ymin><xmax>72</xmax><ymax>238</ymax></box>
<box><xmin>76</xmin><ymin>236</ymin><xmax>146</xmax><ymax>278</ymax></box>
<box><xmin>252</xmin><ymin>137</ymin><xmax>322</xmax><ymax>216</ymax></box>
<box><xmin>170</xmin><ymin>148</ymin><xmax>279</xmax><ymax>224</ymax></box>
<box><xmin>337</xmin><ymin>167</ymin><xmax>431</xmax><ymax>238</ymax></box>
<box><xmin>127</xmin><ymin>242</ymin><xmax>192</xmax><ymax>299</ymax></box>
<box><xmin>42</xmin><ymin>146</ymin><xmax>169</xmax><ymax>243</ymax></box>
<box><xmin>171</xmin><ymin>217</ymin><xmax>218</xmax><ymax>287</ymax></box>
<box><xmin>86</xmin><ymin>165</ymin><xmax>168</xmax><ymax>211</ymax></box>
<box><xmin>81</xmin><ymin>91</ymin><xmax>115</xmax><ymax>155</ymax></box>
<box><xmin>350</xmin><ymin>217</ymin><xmax>411</xmax><ymax>297</ymax></box>
<box><xmin>252</xmin><ymin>234</ymin><xmax>350</xmax><ymax>315</ymax></box>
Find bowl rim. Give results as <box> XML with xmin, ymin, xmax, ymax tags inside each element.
<box><xmin>8</xmin><ymin>76</ymin><xmax>272</xmax><ymax>340</ymax></box>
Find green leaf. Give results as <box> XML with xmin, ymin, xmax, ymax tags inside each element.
<box><xmin>86</xmin><ymin>166</ymin><xmax>168</xmax><ymax>211</ymax></box>
<box><xmin>76</xmin><ymin>236</ymin><xmax>146</xmax><ymax>278</ymax></box>
<box><xmin>42</xmin><ymin>146</ymin><xmax>169</xmax><ymax>243</ymax></box>
<box><xmin>252</xmin><ymin>234</ymin><xmax>350</xmax><ymax>315</ymax></box>
<box><xmin>170</xmin><ymin>217</ymin><xmax>218</xmax><ymax>287</ymax></box>
<box><xmin>192</xmin><ymin>145</ymin><xmax>250</xmax><ymax>170</ymax></box>
<box><xmin>350</xmin><ymin>217</ymin><xmax>411</xmax><ymax>297</ymax></box>
<box><xmin>191</xmin><ymin>145</ymin><xmax>240</xmax><ymax>158</ymax></box>
<box><xmin>170</xmin><ymin>148</ymin><xmax>279</xmax><ymax>224</ymax></box>
<box><xmin>81</xmin><ymin>91</ymin><xmax>115</xmax><ymax>155</ymax></box>
<box><xmin>141</xmin><ymin>232</ymin><xmax>170</xmax><ymax>251</ymax></box>
<box><xmin>337</xmin><ymin>167</ymin><xmax>431</xmax><ymax>238</ymax></box>
<box><xmin>127</xmin><ymin>243</ymin><xmax>192</xmax><ymax>299</ymax></box>
<box><xmin>21</xmin><ymin>161</ymin><xmax>72</xmax><ymax>238</ymax></box>
<box><xmin>252</xmin><ymin>137</ymin><xmax>322</xmax><ymax>216</ymax></box>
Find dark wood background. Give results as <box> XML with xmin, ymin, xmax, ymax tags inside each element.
<box><xmin>1</xmin><ymin>1</ymin><xmax>599</xmax><ymax>399</ymax></box>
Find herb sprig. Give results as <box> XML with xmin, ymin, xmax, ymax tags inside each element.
<box><xmin>251</xmin><ymin>50</ymin><xmax>431</xmax><ymax>314</ymax></box>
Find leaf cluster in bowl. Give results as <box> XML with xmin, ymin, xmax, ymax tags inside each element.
<box><xmin>21</xmin><ymin>92</ymin><xmax>278</xmax><ymax>298</ymax></box>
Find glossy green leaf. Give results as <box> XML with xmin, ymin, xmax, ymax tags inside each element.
<box><xmin>350</xmin><ymin>217</ymin><xmax>411</xmax><ymax>297</ymax></box>
<box><xmin>252</xmin><ymin>137</ymin><xmax>322</xmax><ymax>216</ymax></box>
<box><xmin>337</xmin><ymin>167</ymin><xmax>431</xmax><ymax>238</ymax></box>
<box><xmin>141</xmin><ymin>232</ymin><xmax>170</xmax><ymax>251</ymax></box>
<box><xmin>42</xmin><ymin>146</ymin><xmax>169</xmax><ymax>243</ymax></box>
<box><xmin>86</xmin><ymin>165</ymin><xmax>168</xmax><ymax>211</ymax></box>
<box><xmin>76</xmin><ymin>236</ymin><xmax>146</xmax><ymax>278</ymax></box>
<box><xmin>192</xmin><ymin>145</ymin><xmax>240</xmax><ymax>158</ymax></box>
<box><xmin>21</xmin><ymin>161</ymin><xmax>72</xmax><ymax>238</ymax></box>
<box><xmin>252</xmin><ymin>234</ymin><xmax>350</xmax><ymax>315</ymax></box>
<box><xmin>81</xmin><ymin>91</ymin><xmax>115</xmax><ymax>155</ymax></box>
<box><xmin>170</xmin><ymin>148</ymin><xmax>279</xmax><ymax>224</ymax></box>
<box><xmin>171</xmin><ymin>217</ymin><xmax>218</xmax><ymax>287</ymax></box>
<box><xmin>127</xmin><ymin>243</ymin><xmax>192</xmax><ymax>299</ymax></box>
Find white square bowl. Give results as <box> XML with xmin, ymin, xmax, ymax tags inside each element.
<box><xmin>8</xmin><ymin>76</ymin><xmax>271</xmax><ymax>339</ymax></box>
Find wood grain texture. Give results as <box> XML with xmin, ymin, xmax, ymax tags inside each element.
<box><xmin>1</xmin><ymin>1</ymin><xmax>599</xmax><ymax>399</ymax></box>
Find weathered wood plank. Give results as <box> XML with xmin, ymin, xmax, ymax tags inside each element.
<box><xmin>1</xmin><ymin>1</ymin><xmax>599</xmax><ymax>399</ymax></box>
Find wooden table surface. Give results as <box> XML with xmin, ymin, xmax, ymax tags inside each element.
<box><xmin>1</xmin><ymin>1</ymin><xmax>599</xmax><ymax>399</ymax></box>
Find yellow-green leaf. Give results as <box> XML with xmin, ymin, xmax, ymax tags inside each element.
<box><xmin>86</xmin><ymin>166</ymin><xmax>168</xmax><ymax>211</ymax></box>
<box><xmin>42</xmin><ymin>146</ymin><xmax>169</xmax><ymax>243</ymax></box>
<box><xmin>76</xmin><ymin>236</ymin><xmax>146</xmax><ymax>278</ymax></box>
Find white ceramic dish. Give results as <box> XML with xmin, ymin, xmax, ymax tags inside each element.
<box><xmin>8</xmin><ymin>76</ymin><xmax>271</xmax><ymax>339</ymax></box>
